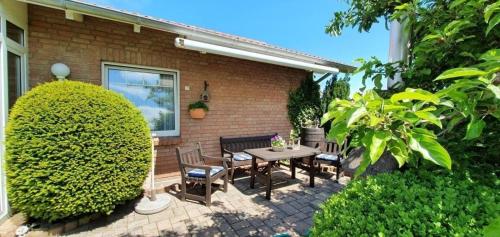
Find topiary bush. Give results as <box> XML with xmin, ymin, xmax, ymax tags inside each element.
<box><xmin>6</xmin><ymin>81</ymin><xmax>151</xmax><ymax>222</ymax></box>
<box><xmin>310</xmin><ymin>170</ymin><xmax>499</xmax><ymax>236</ymax></box>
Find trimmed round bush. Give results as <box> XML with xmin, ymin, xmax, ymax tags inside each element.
<box><xmin>6</xmin><ymin>81</ymin><xmax>151</xmax><ymax>222</ymax></box>
<box><xmin>311</xmin><ymin>170</ymin><xmax>499</xmax><ymax>236</ymax></box>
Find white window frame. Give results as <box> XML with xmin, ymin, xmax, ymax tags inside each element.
<box><xmin>102</xmin><ymin>62</ymin><xmax>181</xmax><ymax>137</ymax></box>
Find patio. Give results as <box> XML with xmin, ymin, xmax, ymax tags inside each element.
<box><xmin>42</xmin><ymin>168</ymin><xmax>348</xmax><ymax>237</ymax></box>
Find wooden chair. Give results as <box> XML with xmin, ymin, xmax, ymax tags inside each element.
<box><xmin>176</xmin><ymin>142</ymin><xmax>229</xmax><ymax>206</ymax></box>
<box><xmin>315</xmin><ymin>140</ymin><xmax>349</xmax><ymax>182</ymax></box>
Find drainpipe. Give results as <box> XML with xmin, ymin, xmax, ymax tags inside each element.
<box><xmin>387</xmin><ymin>20</ymin><xmax>408</xmax><ymax>89</ymax></box>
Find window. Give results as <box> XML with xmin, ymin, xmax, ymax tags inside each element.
<box><xmin>103</xmin><ymin>64</ymin><xmax>180</xmax><ymax>136</ymax></box>
<box><xmin>6</xmin><ymin>21</ymin><xmax>24</xmax><ymax>46</ymax></box>
<box><xmin>7</xmin><ymin>52</ymin><xmax>22</xmax><ymax>110</ymax></box>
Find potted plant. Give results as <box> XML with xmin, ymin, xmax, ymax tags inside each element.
<box><xmin>188</xmin><ymin>101</ymin><xmax>209</xmax><ymax>119</ymax></box>
<box><xmin>271</xmin><ymin>135</ymin><xmax>286</xmax><ymax>152</ymax></box>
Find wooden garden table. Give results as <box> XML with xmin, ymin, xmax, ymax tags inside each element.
<box><xmin>244</xmin><ymin>146</ymin><xmax>320</xmax><ymax>200</ymax></box>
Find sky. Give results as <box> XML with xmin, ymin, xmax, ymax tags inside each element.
<box><xmin>83</xmin><ymin>0</ymin><xmax>390</xmax><ymax>95</ymax></box>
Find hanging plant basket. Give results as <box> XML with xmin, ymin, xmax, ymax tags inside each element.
<box><xmin>188</xmin><ymin>101</ymin><xmax>209</xmax><ymax>119</ymax></box>
<box><xmin>190</xmin><ymin>108</ymin><xmax>206</xmax><ymax>119</ymax></box>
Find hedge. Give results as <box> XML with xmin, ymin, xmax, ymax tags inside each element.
<box><xmin>6</xmin><ymin>81</ymin><xmax>151</xmax><ymax>222</ymax></box>
<box><xmin>310</xmin><ymin>170</ymin><xmax>499</xmax><ymax>236</ymax></box>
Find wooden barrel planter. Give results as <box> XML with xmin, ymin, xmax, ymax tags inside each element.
<box><xmin>301</xmin><ymin>127</ymin><xmax>325</xmax><ymax>149</ymax></box>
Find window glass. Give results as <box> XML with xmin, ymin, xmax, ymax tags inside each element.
<box><xmin>8</xmin><ymin>52</ymin><xmax>22</xmax><ymax>110</ymax></box>
<box><xmin>107</xmin><ymin>66</ymin><xmax>178</xmax><ymax>135</ymax></box>
<box><xmin>6</xmin><ymin>21</ymin><xmax>24</xmax><ymax>46</ymax></box>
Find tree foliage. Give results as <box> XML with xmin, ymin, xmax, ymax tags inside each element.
<box><xmin>288</xmin><ymin>73</ymin><xmax>321</xmax><ymax>132</ymax></box>
<box><xmin>330</xmin><ymin>0</ymin><xmax>500</xmax><ymax>92</ymax></box>
<box><xmin>321</xmin><ymin>74</ymin><xmax>350</xmax><ymax>113</ymax></box>
<box><xmin>323</xmin><ymin>0</ymin><xmax>500</xmax><ymax>173</ymax></box>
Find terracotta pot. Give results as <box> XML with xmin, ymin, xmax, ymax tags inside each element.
<box><xmin>189</xmin><ymin>108</ymin><xmax>206</xmax><ymax>119</ymax></box>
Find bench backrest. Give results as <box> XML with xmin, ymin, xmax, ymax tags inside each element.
<box><xmin>220</xmin><ymin>133</ymin><xmax>277</xmax><ymax>155</ymax></box>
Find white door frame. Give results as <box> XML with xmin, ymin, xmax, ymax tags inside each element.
<box><xmin>0</xmin><ymin>1</ymin><xmax>28</xmax><ymax>222</ymax></box>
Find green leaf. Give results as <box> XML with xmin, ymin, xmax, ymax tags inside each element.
<box><xmin>321</xmin><ymin>111</ymin><xmax>336</xmax><ymax>125</ymax></box>
<box><xmin>409</xmin><ymin>132</ymin><xmax>451</xmax><ymax>170</ymax></box>
<box><xmin>484</xmin><ymin>216</ymin><xmax>500</xmax><ymax>237</ymax></box>
<box><xmin>486</xmin><ymin>14</ymin><xmax>500</xmax><ymax>35</ymax></box>
<box><xmin>383</xmin><ymin>104</ymin><xmax>408</xmax><ymax>112</ymax></box>
<box><xmin>388</xmin><ymin>138</ymin><xmax>408</xmax><ymax>168</ymax></box>
<box><xmin>464</xmin><ymin>117</ymin><xmax>486</xmax><ymax>140</ymax></box>
<box><xmin>362</xmin><ymin>130</ymin><xmax>390</xmax><ymax>164</ymax></box>
<box><xmin>390</xmin><ymin>89</ymin><xmax>440</xmax><ymax>104</ymax></box>
<box><xmin>327</xmin><ymin>121</ymin><xmax>349</xmax><ymax>146</ymax></box>
<box><xmin>480</xmin><ymin>49</ymin><xmax>500</xmax><ymax>61</ymax></box>
<box><xmin>446</xmin><ymin>116</ymin><xmax>464</xmax><ymax>131</ymax></box>
<box><xmin>435</xmin><ymin>68</ymin><xmax>486</xmax><ymax>80</ymax></box>
<box><xmin>413</xmin><ymin>127</ymin><xmax>437</xmax><ymax>139</ymax></box>
<box><xmin>421</xmin><ymin>34</ymin><xmax>442</xmax><ymax>42</ymax></box>
<box><xmin>369</xmin><ymin>114</ymin><xmax>383</xmax><ymax>126</ymax></box>
<box><xmin>347</xmin><ymin>107</ymin><xmax>367</xmax><ymax>126</ymax></box>
<box><xmin>354</xmin><ymin>151</ymin><xmax>371</xmax><ymax>177</ymax></box>
<box><xmin>415</xmin><ymin>110</ymin><xmax>442</xmax><ymax>128</ymax></box>
<box><xmin>487</xmin><ymin>84</ymin><xmax>500</xmax><ymax>99</ymax></box>
<box><xmin>484</xmin><ymin>1</ymin><xmax>500</xmax><ymax>22</ymax></box>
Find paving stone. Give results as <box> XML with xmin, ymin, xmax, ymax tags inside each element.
<box><xmin>28</xmin><ymin>169</ymin><xmax>349</xmax><ymax>237</ymax></box>
<box><xmin>231</xmin><ymin>220</ymin><xmax>251</xmax><ymax>230</ymax></box>
<box><xmin>236</xmin><ymin>226</ymin><xmax>259</xmax><ymax>237</ymax></box>
<box><xmin>128</xmin><ymin>218</ymin><xmax>149</xmax><ymax>229</ymax></box>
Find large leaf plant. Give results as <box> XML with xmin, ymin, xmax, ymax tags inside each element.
<box><xmin>322</xmin><ymin>49</ymin><xmax>500</xmax><ymax>176</ymax></box>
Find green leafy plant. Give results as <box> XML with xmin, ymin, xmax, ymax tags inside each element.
<box><xmin>321</xmin><ymin>88</ymin><xmax>451</xmax><ymax>176</ymax></box>
<box><xmin>188</xmin><ymin>101</ymin><xmax>209</xmax><ymax>111</ymax></box>
<box><xmin>288</xmin><ymin>73</ymin><xmax>321</xmax><ymax>132</ymax></box>
<box><xmin>321</xmin><ymin>49</ymin><xmax>500</xmax><ymax>175</ymax></box>
<box><xmin>324</xmin><ymin>0</ymin><xmax>500</xmax><ymax>172</ymax></box>
<box><xmin>310</xmin><ymin>169</ymin><xmax>499</xmax><ymax>236</ymax></box>
<box><xmin>6</xmin><ymin>81</ymin><xmax>151</xmax><ymax>222</ymax></box>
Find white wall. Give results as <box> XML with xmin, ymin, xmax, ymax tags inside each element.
<box><xmin>0</xmin><ymin>0</ymin><xmax>28</xmax><ymax>224</ymax></box>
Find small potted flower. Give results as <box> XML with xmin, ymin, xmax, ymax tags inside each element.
<box><xmin>271</xmin><ymin>135</ymin><xmax>286</xmax><ymax>152</ymax></box>
<box><xmin>188</xmin><ymin>101</ymin><xmax>209</xmax><ymax>119</ymax></box>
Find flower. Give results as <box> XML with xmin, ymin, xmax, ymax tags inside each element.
<box><xmin>271</xmin><ymin>135</ymin><xmax>285</xmax><ymax>148</ymax></box>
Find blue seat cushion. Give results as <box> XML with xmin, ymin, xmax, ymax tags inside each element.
<box><xmin>316</xmin><ymin>153</ymin><xmax>339</xmax><ymax>161</ymax></box>
<box><xmin>187</xmin><ymin>166</ymin><xmax>224</xmax><ymax>178</ymax></box>
<box><xmin>233</xmin><ymin>152</ymin><xmax>252</xmax><ymax>161</ymax></box>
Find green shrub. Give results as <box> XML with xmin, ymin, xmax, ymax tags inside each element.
<box><xmin>311</xmin><ymin>170</ymin><xmax>499</xmax><ymax>236</ymax></box>
<box><xmin>6</xmin><ymin>81</ymin><xmax>151</xmax><ymax>222</ymax></box>
<box><xmin>188</xmin><ymin>100</ymin><xmax>209</xmax><ymax>111</ymax></box>
<box><xmin>288</xmin><ymin>73</ymin><xmax>321</xmax><ymax>132</ymax></box>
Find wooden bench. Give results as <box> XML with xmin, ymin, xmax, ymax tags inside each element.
<box><xmin>220</xmin><ymin>133</ymin><xmax>277</xmax><ymax>183</ymax></box>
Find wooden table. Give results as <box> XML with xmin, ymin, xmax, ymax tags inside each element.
<box><xmin>245</xmin><ymin>146</ymin><xmax>320</xmax><ymax>200</ymax></box>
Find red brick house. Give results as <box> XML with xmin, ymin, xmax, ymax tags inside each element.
<box><xmin>0</xmin><ymin>0</ymin><xmax>352</xmax><ymax>221</ymax></box>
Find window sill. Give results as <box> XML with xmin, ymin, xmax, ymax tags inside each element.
<box><xmin>157</xmin><ymin>136</ymin><xmax>182</xmax><ymax>146</ymax></box>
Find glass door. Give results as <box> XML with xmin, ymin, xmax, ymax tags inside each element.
<box><xmin>0</xmin><ymin>4</ymin><xmax>28</xmax><ymax>221</ymax></box>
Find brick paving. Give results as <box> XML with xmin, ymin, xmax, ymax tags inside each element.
<box><xmin>51</xmin><ymin>167</ymin><xmax>348</xmax><ymax>237</ymax></box>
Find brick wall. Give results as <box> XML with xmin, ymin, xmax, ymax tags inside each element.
<box><xmin>27</xmin><ymin>5</ymin><xmax>308</xmax><ymax>177</ymax></box>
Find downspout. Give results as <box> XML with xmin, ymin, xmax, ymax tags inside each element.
<box><xmin>387</xmin><ymin>20</ymin><xmax>408</xmax><ymax>89</ymax></box>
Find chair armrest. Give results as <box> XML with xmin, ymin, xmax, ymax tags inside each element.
<box><xmin>222</xmin><ymin>148</ymin><xmax>234</xmax><ymax>157</ymax></box>
<box><xmin>203</xmin><ymin>155</ymin><xmax>230</xmax><ymax>162</ymax></box>
<box><xmin>182</xmin><ymin>163</ymin><xmax>212</xmax><ymax>171</ymax></box>
<box><xmin>202</xmin><ymin>155</ymin><xmax>228</xmax><ymax>170</ymax></box>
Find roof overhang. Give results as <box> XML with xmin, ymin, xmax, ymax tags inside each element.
<box><xmin>17</xmin><ymin>0</ymin><xmax>355</xmax><ymax>73</ymax></box>
<box><xmin>175</xmin><ymin>38</ymin><xmax>339</xmax><ymax>73</ymax></box>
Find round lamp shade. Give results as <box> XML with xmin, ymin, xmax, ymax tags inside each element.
<box><xmin>51</xmin><ymin>63</ymin><xmax>70</xmax><ymax>80</ymax></box>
